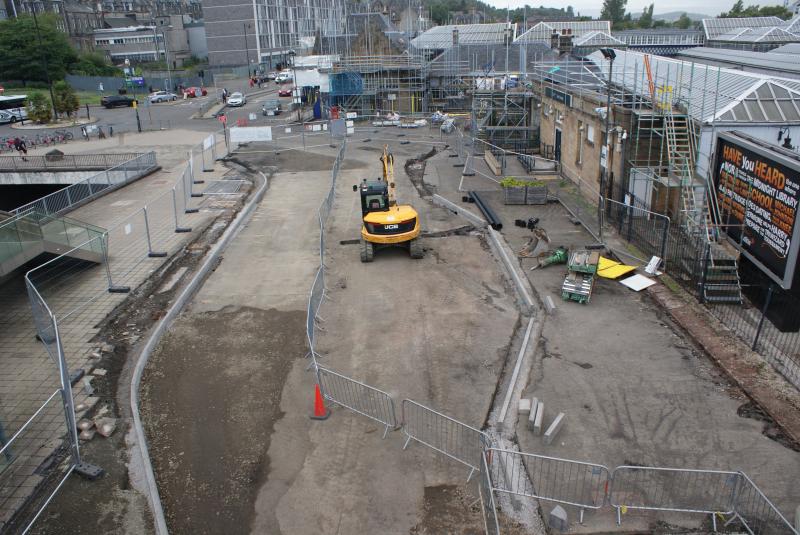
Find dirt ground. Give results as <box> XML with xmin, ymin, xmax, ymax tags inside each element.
<box><xmin>140</xmin><ymin>306</ymin><xmax>305</xmax><ymax>534</ymax></box>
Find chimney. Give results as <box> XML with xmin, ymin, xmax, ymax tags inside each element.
<box><xmin>551</xmin><ymin>31</ymin><xmax>559</xmax><ymax>50</ymax></box>
<box><xmin>453</xmin><ymin>28</ymin><xmax>459</xmax><ymax>45</ymax></box>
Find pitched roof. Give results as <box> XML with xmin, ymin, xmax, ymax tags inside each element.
<box><xmin>410</xmin><ymin>23</ymin><xmax>514</xmax><ymax>50</ymax></box>
<box><xmin>514</xmin><ymin>20</ymin><xmax>610</xmax><ymax>43</ymax></box>
<box><xmin>702</xmin><ymin>16</ymin><xmax>785</xmax><ymax>39</ymax></box>
<box><xmin>574</xmin><ymin>31</ymin><xmax>625</xmax><ymax>47</ymax></box>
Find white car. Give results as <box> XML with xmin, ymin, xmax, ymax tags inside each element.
<box><xmin>0</xmin><ymin>108</ymin><xmax>28</xmax><ymax>124</ymax></box>
<box><xmin>149</xmin><ymin>91</ymin><xmax>178</xmax><ymax>103</ymax></box>
<box><xmin>227</xmin><ymin>92</ymin><xmax>246</xmax><ymax>107</ymax></box>
<box><xmin>275</xmin><ymin>72</ymin><xmax>293</xmax><ymax>84</ymax></box>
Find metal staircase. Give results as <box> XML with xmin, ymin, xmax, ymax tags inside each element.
<box><xmin>663</xmin><ymin>109</ymin><xmax>743</xmax><ymax>304</ymax></box>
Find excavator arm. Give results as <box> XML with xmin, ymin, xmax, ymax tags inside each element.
<box><xmin>380</xmin><ymin>145</ymin><xmax>397</xmax><ymax>207</ymax></box>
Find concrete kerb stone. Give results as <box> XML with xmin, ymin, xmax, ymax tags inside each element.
<box><xmin>533</xmin><ymin>402</ymin><xmax>544</xmax><ymax>436</ymax></box>
<box><xmin>527</xmin><ymin>397</ymin><xmax>539</xmax><ymax>430</ymax></box>
<box><xmin>543</xmin><ymin>412</ymin><xmax>565</xmax><ymax>445</ymax></box>
<box><xmin>128</xmin><ymin>169</ymin><xmax>269</xmax><ymax>535</ymax></box>
<box><xmin>431</xmin><ymin>194</ymin><xmax>487</xmax><ymax>228</ymax></box>
<box><xmin>487</xmin><ymin>227</ymin><xmax>535</xmax><ymax>312</ymax></box>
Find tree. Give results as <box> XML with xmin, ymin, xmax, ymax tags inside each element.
<box><xmin>0</xmin><ymin>14</ymin><xmax>77</xmax><ymax>85</ymax></box>
<box><xmin>72</xmin><ymin>52</ymin><xmax>121</xmax><ymax>77</ymax></box>
<box><xmin>675</xmin><ymin>13</ymin><xmax>693</xmax><ymax>28</ymax></box>
<box><xmin>719</xmin><ymin>0</ymin><xmax>791</xmax><ymax>18</ymax></box>
<box><xmin>638</xmin><ymin>3</ymin><xmax>654</xmax><ymax>28</ymax></box>
<box><xmin>722</xmin><ymin>0</ymin><xmax>745</xmax><ymax>16</ymax></box>
<box><xmin>601</xmin><ymin>0</ymin><xmax>628</xmax><ymax>27</ymax></box>
<box><xmin>53</xmin><ymin>81</ymin><xmax>79</xmax><ymax>118</ymax></box>
<box><xmin>27</xmin><ymin>92</ymin><xmax>51</xmax><ymax>123</ymax></box>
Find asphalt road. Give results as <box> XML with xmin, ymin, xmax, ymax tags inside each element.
<box><xmin>0</xmin><ymin>83</ymin><xmax>293</xmax><ymax>141</ymax></box>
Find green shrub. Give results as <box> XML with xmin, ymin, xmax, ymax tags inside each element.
<box><xmin>500</xmin><ymin>177</ymin><xmax>545</xmax><ymax>188</ymax></box>
<box><xmin>26</xmin><ymin>91</ymin><xmax>51</xmax><ymax>123</ymax></box>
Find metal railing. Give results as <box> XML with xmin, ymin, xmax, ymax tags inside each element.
<box><xmin>488</xmin><ymin>448</ymin><xmax>609</xmax><ymax>523</ymax></box>
<box><xmin>609</xmin><ymin>466</ymin><xmax>739</xmax><ymax>530</ymax></box>
<box><xmin>479</xmin><ymin>449</ymin><xmax>501</xmax><ymax>535</ymax></box>
<box><xmin>3</xmin><ymin>130</ymin><xmax>226</xmax><ymax>532</ymax></box>
<box><xmin>0</xmin><ymin>152</ymin><xmax>145</xmax><ymax>171</ymax></box>
<box><xmin>13</xmin><ymin>152</ymin><xmax>158</xmax><ymax>218</ymax></box>
<box><xmin>732</xmin><ymin>472</ymin><xmax>800</xmax><ymax>535</ymax></box>
<box><xmin>400</xmin><ymin>399</ymin><xmax>488</xmax><ymax>480</ymax></box>
<box><xmin>316</xmin><ymin>366</ymin><xmax>398</xmax><ymax>438</ymax></box>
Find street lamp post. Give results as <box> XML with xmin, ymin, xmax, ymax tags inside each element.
<box><xmin>289</xmin><ymin>50</ymin><xmax>300</xmax><ymax>122</ymax></box>
<box><xmin>152</xmin><ymin>22</ymin><xmax>173</xmax><ymax>91</ymax></box>
<box><xmin>598</xmin><ymin>48</ymin><xmax>616</xmax><ymax>244</ymax></box>
<box><xmin>32</xmin><ymin>9</ymin><xmax>58</xmax><ymax>121</ymax></box>
<box><xmin>243</xmin><ymin>23</ymin><xmax>251</xmax><ymax>75</ymax></box>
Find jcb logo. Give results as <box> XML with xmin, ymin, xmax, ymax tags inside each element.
<box><xmin>384</xmin><ymin>224</ymin><xmax>399</xmax><ymax>230</ymax></box>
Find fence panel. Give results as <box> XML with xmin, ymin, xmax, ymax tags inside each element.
<box><xmin>479</xmin><ymin>450</ymin><xmax>501</xmax><ymax>535</ymax></box>
<box><xmin>400</xmin><ymin>399</ymin><xmax>487</xmax><ymax>480</ymax></box>
<box><xmin>609</xmin><ymin>466</ymin><xmax>739</xmax><ymax>528</ymax></box>
<box><xmin>316</xmin><ymin>366</ymin><xmax>397</xmax><ymax>437</ymax></box>
<box><xmin>732</xmin><ymin>472</ymin><xmax>799</xmax><ymax>535</ymax></box>
<box><xmin>488</xmin><ymin>448</ymin><xmax>609</xmax><ymax>519</ymax></box>
<box><xmin>604</xmin><ymin>197</ymin><xmax>671</xmax><ymax>265</ymax></box>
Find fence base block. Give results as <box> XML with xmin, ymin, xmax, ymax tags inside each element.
<box><xmin>190</xmin><ymin>193</ymin><xmax>204</xmax><ymax>198</ymax></box>
<box><xmin>175</xmin><ymin>227</ymin><xmax>192</xmax><ymax>233</ymax></box>
<box><xmin>310</xmin><ymin>409</ymin><xmax>331</xmax><ymax>421</ymax></box>
<box><xmin>148</xmin><ymin>252</ymin><xmax>168</xmax><ymax>258</ymax></box>
<box><xmin>74</xmin><ymin>462</ymin><xmax>105</xmax><ymax>480</ymax></box>
<box><xmin>185</xmin><ymin>208</ymin><xmax>199</xmax><ymax>214</ymax></box>
<box><xmin>108</xmin><ymin>286</ymin><xmax>131</xmax><ymax>294</ymax></box>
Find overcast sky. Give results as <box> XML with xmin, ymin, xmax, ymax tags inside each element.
<box><xmin>482</xmin><ymin>0</ymin><xmax>786</xmax><ymax>18</ymax></box>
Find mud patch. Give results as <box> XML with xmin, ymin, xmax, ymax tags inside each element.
<box><xmin>231</xmin><ymin>149</ymin><xmax>365</xmax><ymax>172</ymax></box>
<box><xmin>410</xmin><ymin>485</ymin><xmax>529</xmax><ymax>535</ymax></box>
<box><xmin>737</xmin><ymin>401</ymin><xmax>800</xmax><ymax>451</ymax></box>
<box><xmin>404</xmin><ymin>147</ymin><xmax>439</xmax><ymax>198</ymax></box>
<box><xmin>140</xmin><ymin>306</ymin><xmax>305</xmax><ymax>534</ymax></box>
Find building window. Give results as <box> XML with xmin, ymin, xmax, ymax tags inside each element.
<box><xmin>586</xmin><ymin>124</ymin><xmax>595</xmax><ymax>145</ymax></box>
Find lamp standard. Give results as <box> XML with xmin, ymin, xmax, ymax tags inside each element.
<box><xmin>598</xmin><ymin>48</ymin><xmax>616</xmax><ymax>243</ymax></box>
<box><xmin>289</xmin><ymin>49</ymin><xmax>300</xmax><ymax>122</ymax></box>
<box><xmin>243</xmin><ymin>23</ymin><xmax>251</xmax><ymax>75</ymax></box>
<box><xmin>32</xmin><ymin>9</ymin><xmax>57</xmax><ymax>120</ymax></box>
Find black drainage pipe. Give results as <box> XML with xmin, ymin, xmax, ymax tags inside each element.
<box><xmin>469</xmin><ymin>191</ymin><xmax>502</xmax><ymax>230</ymax></box>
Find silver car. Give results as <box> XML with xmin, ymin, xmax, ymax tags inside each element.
<box><xmin>227</xmin><ymin>92</ymin><xmax>246</xmax><ymax>107</ymax></box>
<box><xmin>148</xmin><ymin>91</ymin><xmax>178</xmax><ymax>103</ymax></box>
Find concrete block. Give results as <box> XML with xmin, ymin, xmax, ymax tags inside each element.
<box><xmin>77</xmin><ymin>418</ymin><xmax>93</xmax><ymax>431</ymax></box>
<box><xmin>544</xmin><ymin>412</ymin><xmax>566</xmax><ymax>445</ymax></box>
<box><xmin>82</xmin><ymin>377</ymin><xmax>94</xmax><ymax>396</ymax></box>
<box><xmin>91</xmin><ymin>368</ymin><xmax>108</xmax><ymax>377</ymax></box>
<box><xmin>545</xmin><ymin>295</ymin><xmax>556</xmax><ymax>314</ymax></box>
<box><xmin>519</xmin><ymin>398</ymin><xmax>532</xmax><ymax>414</ymax></box>
<box><xmin>79</xmin><ymin>428</ymin><xmax>96</xmax><ymax>441</ymax></box>
<box><xmin>549</xmin><ymin>505</ymin><xmax>568</xmax><ymax>532</ymax></box>
<box><xmin>94</xmin><ymin>417</ymin><xmax>117</xmax><ymax>438</ymax></box>
<box><xmin>527</xmin><ymin>397</ymin><xmax>539</xmax><ymax>430</ymax></box>
<box><xmin>533</xmin><ymin>402</ymin><xmax>544</xmax><ymax>435</ymax></box>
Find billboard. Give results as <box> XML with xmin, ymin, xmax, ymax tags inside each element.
<box><xmin>714</xmin><ymin>131</ymin><xmax>800</xmax><ymax>289</ymax></box>
<box><xmin>229</xmin><ymin>126</ymin><xmax>273</xmax><ymax>143</ymax></box>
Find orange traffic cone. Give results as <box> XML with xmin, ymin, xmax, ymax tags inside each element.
<box><xmin>310</xmin><ymin>384</ymin><xmax>330</xmax><ymax>420</ymax></box>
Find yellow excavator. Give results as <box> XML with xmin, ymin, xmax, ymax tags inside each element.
<box><xmin>353</xmin><ymin>145</ymin><xmax>423</xmax><ymax>262</ymax></box>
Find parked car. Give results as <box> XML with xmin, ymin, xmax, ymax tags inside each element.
<box><xmin>262</xmin><ymin>99</ymin><xmax>281</xmax><ymax>116</ymax></box>
<box><xmin>149</xmin><ymin>91</ymin><xmax>178</xmax><ymax>103</ymax></box>
<box><xmin>275</xmin><ymin>72</ymin><xmax>293</xmax><ymax>84</ymax></box>
<box><xmin>0</xmin><ymin>108</ymin><xmax>28</xmax><ymax>124</ymax></box>
<box><xmin>183</xmin><ymin>87</ymin><xmax>208</xmax><ymax>98</ymax></box>
<box><xmin>265</xmin><ymin>71</ymin><xmax>279</xmax><ymax>81</ymax></box>
<box><xmin>101</xmin><ymin>95</ymin><xmax>137</xmax><ymax>108</ymax></box>
<box><xmin>278</xmin><ymin>88</ymin><xmax>292</xmax><ymax>97</ymax></box>
<box><xmin>227</xmin><ymin>92</ymin><xmax>246</xmax><ymax>107</ymax></box>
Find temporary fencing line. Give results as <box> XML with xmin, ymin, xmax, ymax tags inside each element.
<box><xmin>130</xmin><ymin>170</ymin><xmax>269</xmax><ymax>535</ymax></box>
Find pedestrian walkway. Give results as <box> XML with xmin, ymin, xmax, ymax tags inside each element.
<box><xmin>0</xmin><ymin>129</ymin><xmax>229</xmax><ymax>530</ymax></box>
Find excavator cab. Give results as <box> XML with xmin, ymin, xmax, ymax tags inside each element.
<box><xmin>353</xmin><ymin>145</ymin><xmax>423</xmax><ymax>262</ymax></box>
<box><xmin>356</xmin><ymin>180</ymin><xmax>389</xmax><ymax>215</ymax></box>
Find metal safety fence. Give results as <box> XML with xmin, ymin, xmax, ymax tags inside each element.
<box><xmin>316</xmin><ymin>367</ymin><xmax>397</xmax><ymax>438</ymax></box>
<box><xmin>400</xmin><ymin>399</ymin><xmax>488</xmax><ymax>481</ymax></box>
<box><xmin>487</xmin><ymin>448</ymin><xmax>609</xmax><ymax>523</ymax></box>
<box><xmin>479</xmin><ymin>449</ymin><xmax>501</xmax><ymax>535</ymax></box>
<box><xmin>0</xmin><ymin>130</ymin><xmax>228</xmax><ymax>532</ymax></box>
<box><xmin>13</xmin><ymin>152</ymin><xmax>158</xmax><ymax>218</ymax></box>
<box><xmin>608</xmin><ymin>466</ymin><xmax>739</xmax><ymax>530</ymax></box>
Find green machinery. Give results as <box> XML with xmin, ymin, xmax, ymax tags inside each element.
<box><xmin>561</xmin><ymin>250</ymin><xmax>600</xmax><ymax>304</ymax></box>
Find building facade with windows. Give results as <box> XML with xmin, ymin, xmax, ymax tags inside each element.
<box><xmin>202</xmin><ymin>0</ymin><xmax>345</xmax><ymax>68</ymax></box>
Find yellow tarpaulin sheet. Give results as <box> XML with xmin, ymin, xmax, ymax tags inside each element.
<box><xmin>597</xmin><ymin>256</ymin><xmax>637</xmax><ymax>279</ymax></box>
